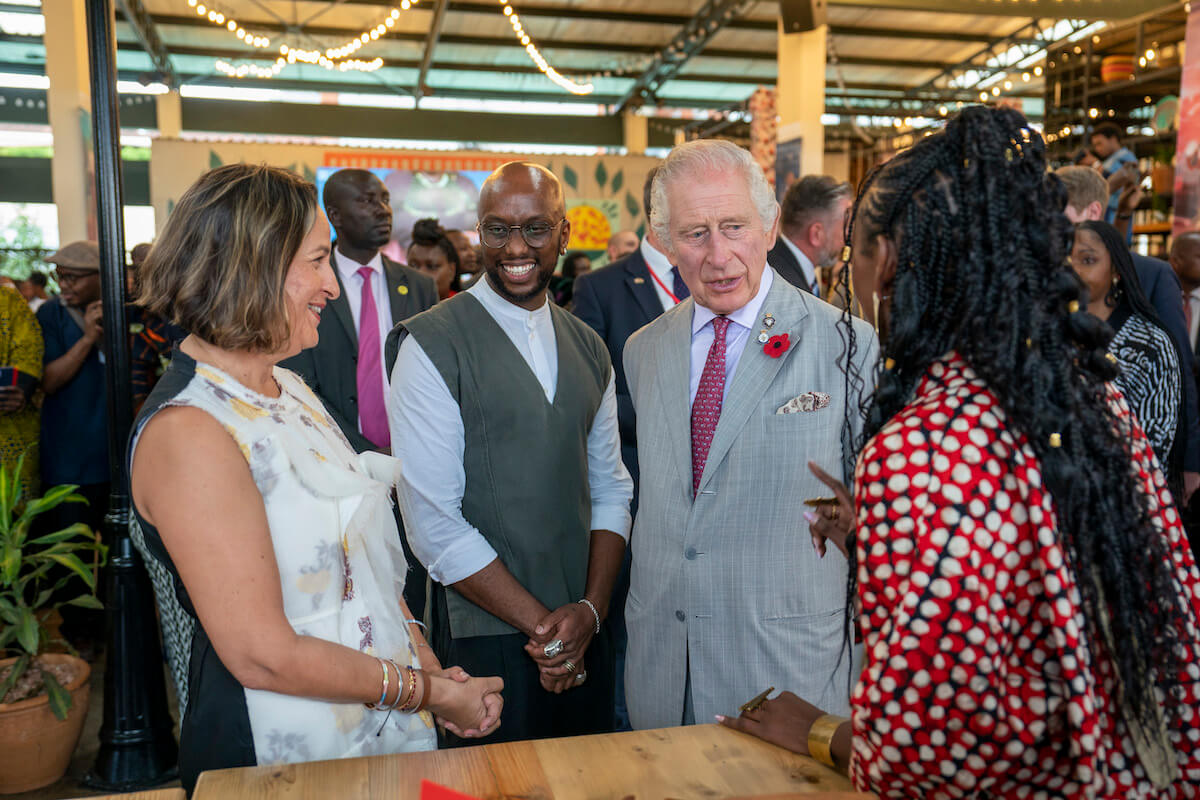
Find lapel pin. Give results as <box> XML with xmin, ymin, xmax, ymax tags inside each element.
<box><xmin>763</xmin><ymin>313</ymin><xmax>775</xmax><ymax>329</ymax></box>
<box><xmin>397</xmin><ymin>285</ymin><xmax>409</xmax><ymax>295</ymax></box>
<box><xmin>633</xmin><ymin>277</ymin><xmax>645</xmax><ymax>284</ymax></box>
<box><xmin>757</xmin><ymin>330</ymin><xmax>769</xmax><ymax>344</ymax></box>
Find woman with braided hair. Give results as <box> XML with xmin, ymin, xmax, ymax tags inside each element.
<box><xmin>1070</xmin><ymin>219</ymin><xmax>1182</xmax><ymax>473</ymax></box>
<box><xmin>719</xmin><ymin>105</ymin><xmax>1200</xmax><ymax>797</ymax></box>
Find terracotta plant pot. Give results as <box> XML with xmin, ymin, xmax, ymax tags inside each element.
<box><xmin>0</xmin><ymin>653</ymin><xmax>91</xmax><ymax>794</ymax></box>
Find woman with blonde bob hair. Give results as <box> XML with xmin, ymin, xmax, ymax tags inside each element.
<box><xmin>131</xmin><ymin>163</ymin><xmax>503</xmax><ymax>793</ymax></box>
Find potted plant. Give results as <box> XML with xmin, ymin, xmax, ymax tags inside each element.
<box><xmin>0</xmin><ymin>455</ymin><xmax>107</xmax><ymax>794</ymax></box>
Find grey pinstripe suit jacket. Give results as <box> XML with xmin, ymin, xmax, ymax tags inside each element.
<box><xmin>623</xmin><ymin>269</ymin><xmax>878</xmax><ymax>729</ymax></box>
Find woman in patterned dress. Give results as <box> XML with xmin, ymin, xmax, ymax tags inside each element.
<box><xmin>1070</xmin><ymin>219</ymin><xmax>1183</xmax><ymax>475</ymax></box>
<box><xmin>129</xmin><ymin>164</ymin><xmax>503</xmax><ymax>794</ymax></box>
<box><xmin>720</xmin><ymin>106</ymin><xmax>1200</xmax><ymax>798</ymax></box>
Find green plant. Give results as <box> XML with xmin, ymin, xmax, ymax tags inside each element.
<box><xmin>0</xmin><ymin>455</ymin><xmax>107</xmax><ymax>719</ymax></box>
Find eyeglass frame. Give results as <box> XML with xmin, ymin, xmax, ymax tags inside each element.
<box><xmin>51</xmin><ymin>269</ymin><xmax>99</xmax><ymax>286</ymax></box>
<box><xmin>476</xmin><ymin>218</ymin><xmax>566</xmax><ymax>249</ymax></box>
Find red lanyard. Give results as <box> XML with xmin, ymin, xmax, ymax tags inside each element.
<box><xmin>647</xmin><ymin>267</ymin><xmax>680</xmax><ymax>305</ymax></box>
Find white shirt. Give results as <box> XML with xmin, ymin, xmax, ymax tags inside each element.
<box><xmin>689</xmin><ymin>268</ymin><xmax>774</xmax><ymax>405</ymax></box>
<box><xmin>779</xmin><ymin>235</ymin><xmax>819</xmax><ymax>295</ymax></box>
<box><xmin>1188</xmin><ymin>287</ymin><xmax>1200</xmax><ymax>352</ymax></box>
<box><xmin>388</xmin><ymin>276</ymin><xmax>634</xmax><ymax>586</ymax></box>
<box><xmin>335</xmin><ymin>249</ymin><xmax>393</xmax><ymax>395</ymax></box>
<box><xmin>28</xmin><ymin>297</ymin><xmax>45</xmax><ymax>312</ymax></box>
<box><xmin>641</xmin><ymin>238</ymin><xmax>679</xmax><ymax>311</ymax></box>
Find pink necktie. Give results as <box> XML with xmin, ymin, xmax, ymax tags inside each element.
<box><xmin>356</xmin><ymin>266</ymin><xmax>389</xmax><ymax>449</ymax></box>
<box><xmin>691</xmin><ymin>316</ymin><xmax>730</xmax><ymax>496</ymax></box>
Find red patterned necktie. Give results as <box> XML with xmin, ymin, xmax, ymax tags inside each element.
<box><xmin>691</xmin><ymin>316</ymin><xmax>730</xmax><ymax>496</ymax></box>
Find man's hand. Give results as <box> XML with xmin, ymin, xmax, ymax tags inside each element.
<box><xmin>1117</xmin><ymin>182</ymin><xmax>1144</xmax><ymax>218</ymax></box>
<box><xmin>0</xmin><ymin>386</ymin><xmax>24</xmax><ymax>414</ymax></box>
<box><xmin>524</xmin><ymin>602</ymin><xmax>596</xmax><ymax>687</ymax></box>
<box><xmin>538</xmin><ymin>657</ymin><xmax>585</xmax><ymax>694</ymax></box>
<box><xmin>83</xmin><ymin>300</ymin><xmax>104</xmax><ymax>344</ymax></box>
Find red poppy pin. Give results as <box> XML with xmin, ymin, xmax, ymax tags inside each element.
<box><xmin>763</xmin><ymin>333</ymin><xmax>790</xmax><ymax>358</ymax></box>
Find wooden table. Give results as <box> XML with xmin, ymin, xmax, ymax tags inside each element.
<box><xmin>194</xmin><ymin>724</ymin><xmax>870</xmax><ymax>800</ymax></box>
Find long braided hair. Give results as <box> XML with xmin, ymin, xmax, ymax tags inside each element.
<box><xmin>837</xmin><ymin>105</ymin><xmax>1188</xmax><ymax>729</ymax></box>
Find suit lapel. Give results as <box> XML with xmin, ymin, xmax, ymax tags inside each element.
<box><xmin>651</xmin><ymin>300</ymin><xmax>697</xmax><ymax>494</ymax></box>
<box><xmin>624</xmin><ymin>252</ymin><xmax>663</xmax><ymax>323</ymax></box>
<box><xmin>328</xmin><ymin>250</ymin><xmax>358</xmax><ymax>347</ymax></box>
<box><xmin>382</xmin><ymin>256</ymin><xmax>412</xmax><ymax>325</ymax></box>
<box><xmin>698</xmin><ymin>272</ymin><xmax>809</xmax><ymax>493</ymax></box>
<box><xmin>769</xmin><ymin>238</ymin><xmax>812</xmax><ymax>295</ymax></box>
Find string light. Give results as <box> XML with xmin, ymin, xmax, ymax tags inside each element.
<box><xmin>215</xmin><ymin>58</ymin><xmax>286</xmax><ymax>79</ymax></box>
<box><xmin>499</xmin><ymin>1</ymin><xmax>593</xmax><ymax>95</ymax></box>
<box><xmin>185</xmin><ymin>1</ymin><xmax>421</xmax><ymax>66</ymax></box>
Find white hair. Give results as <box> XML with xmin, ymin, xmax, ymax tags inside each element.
<box><xmin>650</xmin><ymin>139</ymin><xmax>779</xmax><ymax>255</ymax></box>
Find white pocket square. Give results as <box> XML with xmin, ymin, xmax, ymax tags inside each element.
<box><xmin>776</xmin><ymin>392</ymin><xmax>831</xmax><ymax>414</ymax></box>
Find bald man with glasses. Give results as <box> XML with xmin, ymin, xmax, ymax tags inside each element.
<box><xmin>386</xmin><ymin>162</ymin><xmax>632</xmax><ymax>745</ymax></box>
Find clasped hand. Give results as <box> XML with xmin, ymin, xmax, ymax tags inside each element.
<box><xmin>524</xmin><ymin>602</ymin><xmax>595</xmax><ymax>694</ymax></box>
<box><xmin>427</xmin><ymin>666</ymin><xmax>504</xmax><ymax>739</ymax></box>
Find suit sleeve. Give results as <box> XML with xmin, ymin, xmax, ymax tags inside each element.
<box><xmin>570</xmin><ymin>273</ymin><xmax>607</xmax><ymax>339</ymax></box>
<box><xmin>1145</xmin><ymin>266</ymin><xmax>1200</xmax><ymax>472</ymax></box>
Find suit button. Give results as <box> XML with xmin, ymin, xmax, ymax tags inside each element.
<box><xmin>684</xmin><ymin>547</ymin><xmax>697</xmax><ymax>560</ymax></box>
<box><xmin>675</xmin><ymin>610</ymin><xmax>686</xmax><ymax>622</ymax></box>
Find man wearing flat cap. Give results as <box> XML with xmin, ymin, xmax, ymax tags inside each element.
<box><xmin>37</xmin><ymin>241</ymin><xmax>109</xmax><ymax>538</ymax></box>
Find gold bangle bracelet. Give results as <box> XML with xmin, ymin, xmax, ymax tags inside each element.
<box><xmin>807</xmin><ymin>714</ymin><xmax>848</xmax><ymax>769</ymax></box>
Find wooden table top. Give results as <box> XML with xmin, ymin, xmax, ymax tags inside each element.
<box><xmin>194</xmin><ymin>724</ymin><xmax>871</xmax><ymax>800</ymax></box>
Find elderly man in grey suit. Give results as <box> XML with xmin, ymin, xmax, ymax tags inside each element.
<box><xmin>623</xmin><ymin>139</ymin><xmax>877</xmax><ymax>729</ymax></box>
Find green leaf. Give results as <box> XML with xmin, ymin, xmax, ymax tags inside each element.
<box><xmin>16</xmin><ymin>610</ymin><xmax>38</xmax><ymax>652</ymax></box>
<box><xmin>0</xmin><ymin>653</ymin><xmax>29</xmax><ymax>701</ymax></box>
<box><xmin>302</xmin><ymin>164</ymin><xmax>316</xmax><ymax>183</ymax></box>
<box><xmin>18</xmin><ymin>485</ymin><xmax>86</xmax><ymax>526</ymax></box>
<box><xmin>27</xmin><ymin>523</ymin><xmax>93</xmax><ymax>547</ymax></box>
<box><xmin>625</xmin><ymin>191</ymin><xmax>640</xmax><ymax>219</ymax></box>
<box><xmin>64</xmin><ymin>594</ymin><xmax>103</xmax><ymax>610</ymax></box>
<box><xmin>1</xmin><ymin>544</ymin><xmax>19</xmax><ymax>584</ymax></box>
<box><xmin>41</xmin><ymin>670</ymin><xmax>71</xmax><ymax>721</ymax></box>
<box><xmin>610</xmin><ymin>170</ymin><xmax>624</xmax><ymax>194</ymax></box>
<box><xmin>209</xmin><ymin>150</ymin><xmax>223</xmax><ymax>169</ymax></box>
<box><xmin>595</xmin><ymin>161</ymin><xmax>608</xmax><ymax>190</ymax></box>
<box><xmin>563</xmin><ymin>165</ymin><xmax>578</xmax><ymax>191</ymax></box>
<box><xmin>44</xmin><ymin>553</ymin><xmax>95</xmax><ymax>591</ymax></box>
<box><xmin>636</xmin><ymin>222</ymin><xmax>646</xmax><ymax>240</ymax></box>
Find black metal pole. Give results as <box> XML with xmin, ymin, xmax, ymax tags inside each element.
<box><xmin>82</xmin><ymin>0</ymin><xmax>178</xmax><ymax>789</ymax></box>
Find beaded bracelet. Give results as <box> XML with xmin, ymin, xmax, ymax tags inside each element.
<box><xmin>398</xmin><ymin>667</ymin><xmax>421</xmax><ymax>713</ymax></box>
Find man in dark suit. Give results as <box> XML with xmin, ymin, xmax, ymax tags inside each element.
<box><xmin>571</xmin><ymin>166</ymin><xmax>680</xmax><ymax>731</ymax></box>
<box><xmin>1057</xmin><ymin>166</ymin><xmax>1200</xmax><ymax>507</ymax></box>
<box><xmin>283</xmin><ymin>169</ymin><xmax>437</xmax><ymax>451</ymax></box>
<box><xmin>767</xmin><ymin>175</ymin><xmax>852</xmax><ymax>296</ymax></box>
<box><xmin>282</xmin><ymin>168</ymin><xmax>437</xmax><ymax>613</ymax></box>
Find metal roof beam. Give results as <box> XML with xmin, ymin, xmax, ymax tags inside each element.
<box><xmin>615</xmin><ymin>0</ymin><xmax>749</xmax><ymax>112</ymax></box>
<box><xmin>415</xmin><ymin>0</ymin><xmax>448</xmax><ymax>104</ymax></box>
<box><xmin>114</xmin><ymin>0</ymin><xmax>178</xmax><ymax>87</ymax></box>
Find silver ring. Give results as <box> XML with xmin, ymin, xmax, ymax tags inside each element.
<box><xmin>563</xmin><ymin>660</ymin><xmax>576</xmax><ymax>673</ymax></box>
<box><xmin>575</xmin><ymin>671</ymin><xmax>587</xmax><ymax>684</ymax></box>
<box><xmin>543</xmin><ymin>639</ymin><xmax>564</xmax><ymax>658</ymax></box>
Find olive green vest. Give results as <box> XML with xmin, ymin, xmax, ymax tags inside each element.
<box><xmin>398</xmin><ymin>292</ymin><xmax>611</xmax><ymax>638</ymax></box>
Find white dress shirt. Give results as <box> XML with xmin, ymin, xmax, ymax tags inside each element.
<box><xmin>1188</xmin><ymin>287</ymin><xmax>1200</xmax><ymax>353</ymax></box>
<box><xmin>641</xmin><ymin>238</ymin><xmax>679</xmax><ymax>311</ymax></box>
<box><xmin>335</xmin><ymin>249</ymin><xmax>394</xmax><ymax>397</ymax></box>
<box><xmin>388</xmin><ymin>276</ymin><xmax>634</xmax><ymax>586</ymax></box>
<box><xmin>779</xmin><ymin>235</ymin><xmax>819</xmax><ymax>295</ymax></box>
<box><xmin>689</xmin><ymin>268</ymin><xmax>774</xmax><ymax>405</ymax></box>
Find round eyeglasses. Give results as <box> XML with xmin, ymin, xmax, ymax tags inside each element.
<box><xmin>477</xmin><ymin>219</ymin><xmax>564</xmax><ymax>249</ymax></box>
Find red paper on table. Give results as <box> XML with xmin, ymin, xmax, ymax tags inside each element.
<box><xmin>419</xmin><ymin>779</ymin><xmax>482</xmax><ymax>800</ymax></box>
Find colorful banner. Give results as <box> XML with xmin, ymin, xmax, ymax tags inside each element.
<box><xmin>1173</xmin><ymin>6</ymin><xmax>1200</xmax><ymax>234</ymax></box>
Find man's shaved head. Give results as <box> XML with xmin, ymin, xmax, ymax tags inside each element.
<box><xmin>478</xmin><ymin>162</ymin><xmax>564</xmax><ymax>219</ymax></box>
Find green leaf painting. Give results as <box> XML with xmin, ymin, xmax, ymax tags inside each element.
<box><xmin>595</xmin><ymin>161</ymin><xmax>608</xmax><ymax>190</ymax></box>
<box><xmin>625</xmin><ymin>191</ymin><xmax>640</xmax><ymax>220</ymax></box>
<box><xmin>563</xmin><ymin>165</ymin><xmax>578</xmax><ymax>191</ymax></box>
<box><xmin>610</xmin><ymin>170</ymin><xmax>624</xmax><ymax>194</ymax></box>
<box><xmin>209</xmin><ymin>150</ymin><xmax>223</xmax><ymax>169</ymax></box>
<box><xmin>637</xmin><ymin>222</ymin><xmax>646</xmax><ymax>239</ymax></box>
